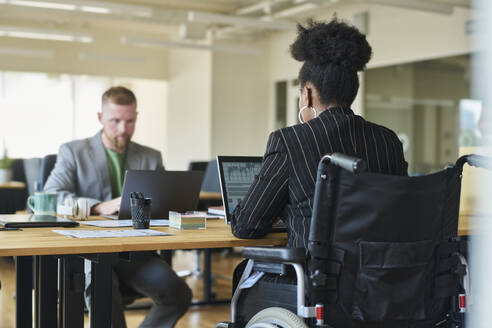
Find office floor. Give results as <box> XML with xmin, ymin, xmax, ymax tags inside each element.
<box><xmin>0</xmin><ymin>250</ymin><xmax>243</xmax><ymax>328</ymax></box>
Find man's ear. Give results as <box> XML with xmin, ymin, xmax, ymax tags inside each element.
<box><xmin>97</xmin><ymin>112</ymin><xmax>103</xmax><ymax>124</ymax></box>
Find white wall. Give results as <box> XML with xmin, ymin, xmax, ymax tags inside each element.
<box><xmin>166</xmin><ymin>48</ymin><xmax>212</xmax><ymax>169</ymax></box>
<box><xmin>117</xmin><ymin>79</ymin><xmax>168</xmax><ymax>159</ymax></box>
<box><xmin>165</xmin><ymin>39</ymin><xmax>271</xmax><ymax>169</ymax></box>
<box><xmin>211</xmin><ymin>39</ymin><xmax>270</xmax><ymax>157</ymax></box>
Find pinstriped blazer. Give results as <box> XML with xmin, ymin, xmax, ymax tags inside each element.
<box><xmin>230</xmin><ymin>106</ymin><xmax>408</xmax><ymax>248</ymax></box>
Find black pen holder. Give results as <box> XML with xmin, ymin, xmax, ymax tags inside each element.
<box><xmin>130</xmin><ymin>197</ymin><xmax>152</xmax><ymax>229</ymax></box>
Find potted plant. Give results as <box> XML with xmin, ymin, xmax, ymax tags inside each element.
<box><xmin>0</xmin><ymin>147</ymin><xmax>12</xmax><ymax>184</ymax></box>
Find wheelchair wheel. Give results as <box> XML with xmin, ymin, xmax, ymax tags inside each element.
<box><xmin>245</xmin><ymin>307</ymin><xmax>309</xmax><ymax>328</ymax></box>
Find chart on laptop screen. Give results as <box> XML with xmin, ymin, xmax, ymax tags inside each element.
<box><xmin>222</xmin><ymin>161</ymin><xmax>263</xmax><ymax>214</ymax></box>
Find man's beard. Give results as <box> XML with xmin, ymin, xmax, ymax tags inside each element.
<box><xmin>103</xmin><ymin>129</ymin><xmax>130</xmax><ymax>151</ymax></box>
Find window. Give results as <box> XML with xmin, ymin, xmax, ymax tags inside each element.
<box><xmin>0</xmin><ymin>71</ymin><xmax>167</xmax><ymax>159</ymax></box>
<box><xmin>1</xmin><ymin>71</ymin><xmax>73</xmax><ymax>158</ymax></box>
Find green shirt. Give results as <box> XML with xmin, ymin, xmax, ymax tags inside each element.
<box><xmin>104</xmin><ymin>147</ymin><xmax>127</xmax><ymax>198</ymax></box>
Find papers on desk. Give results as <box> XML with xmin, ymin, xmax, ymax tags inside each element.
<box><xmin>79</xmin><ymin>220</ymin><xmax>169</xmax><ymax>227</ymax></box>
<box><xmin>205</xmin><ymin>214</ymin><xmax>224</xmax><ymax>219</ymax></box>
<box><xmin>52</xmin><ymin>229</ymin><xmax>171</xmax><ymax>238</ymax></box>
<box><xmin>207</xmin><ymin>206</ymin><xmax>225</xmax><ymax>217</ymax></box>
<box><xmin>240</xmin><ymin>271</ymin><xmax>265</xmax><ymax>289</ymax></box>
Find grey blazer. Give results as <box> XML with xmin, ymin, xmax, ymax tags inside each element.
<box><xmin>44</xmin><ymin>131</ymin><xmax>164</xmax><ymax>207</ymax></box>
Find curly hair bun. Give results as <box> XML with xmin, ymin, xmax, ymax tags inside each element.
<box><xmin>290</xmin><ymin>19</ymin><xmax>372</xmax><ymax>71</ymax></box>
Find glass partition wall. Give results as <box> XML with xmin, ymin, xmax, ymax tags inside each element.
<box><xmin>364</xmin><ymin>54</ymin><xmax>481</xmax><ymax>175</ymax></box>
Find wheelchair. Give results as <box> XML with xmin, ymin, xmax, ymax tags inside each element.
<box><xmin>217</xmin><ymin>153</ymin><xmax>491</xmax><ymax>328</ymax></box>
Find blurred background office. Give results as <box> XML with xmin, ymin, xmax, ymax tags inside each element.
<box><xmin>0</xmin><ymin>0</ymin><xmax>481</xmax><ymax>175</ymax></box>
<box><xmin>0</xmin><ymin>0</ymin><xmax>488</xmax><ymax>327</ymax></box>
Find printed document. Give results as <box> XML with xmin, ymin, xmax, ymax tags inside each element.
<box><xmin>80</xmin><ymin>220</ymin><xmax>169</xmax><ymax>227</ymax></box>
<box><xmin>52</xmin><ymin>229</ymin><xmax>171</xmax><ymax>238</ymax></box>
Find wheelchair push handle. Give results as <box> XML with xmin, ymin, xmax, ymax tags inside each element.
<box><xmin>466</xmin><ymin>154</ymin><xmax>492</xmax><ymax>170</ymax></box>
<box><xmin>321</xmin><ymin>153</ymin><xmax>367</xmax><ymax>173</ymax></box>
<box><xmin>456</xmin><ymin>154</ymin><xmax>492</xmax><ymax>170</ymax></box>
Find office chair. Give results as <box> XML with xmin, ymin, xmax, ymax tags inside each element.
<box><xmin>22</xmin><ymin>157</ymin><xmax>41</xmax><ymax>197</ymax></box>
<box><xmin>39</xmin><ymin>154</ymin><xmax>57</xmax><ymax>190</ymax></box>
<box><xmin>188</xmin><ymin>161</ymin><xmax>209</xmax><ymax>172</ymax></box>
<box><xmin>201</xmin><ymin>160</ymin><xmax>221</xmax><ymax>192</ymax></box>
<box><xmin>2</xmin><ymin>159</ymin><xmax>28</xmax><ymax>213</ymax></box>
<box><xmin>197</xmin><ymin>159</ymin><xmax>222</xmax><ymax>209</ymax></box>
<box><xmin>217</xmin><ymin>153</ymin><xmax>486</xmax><ymax>328</ymax></box>
<box><xmin>11</xmin><ymin>159</ymin><xmax>27</xmax><ymax>184</ymax></box>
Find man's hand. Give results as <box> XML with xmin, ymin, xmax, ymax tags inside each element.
<box><xmin>91</xmin><ymin>197</ymin><xmax>121</xmax><ymax>215</ymax></box>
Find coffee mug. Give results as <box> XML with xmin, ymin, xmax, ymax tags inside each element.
<box><xmin>27</xmin><ymin>192</ymin><xmax>57</xmax><ymax>216</ymax></box>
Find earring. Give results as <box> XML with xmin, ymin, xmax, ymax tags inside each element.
<box><xmin>298</xmin><ymin>106</ymin><xmax>318</xmax><ymax>124</ymax></box>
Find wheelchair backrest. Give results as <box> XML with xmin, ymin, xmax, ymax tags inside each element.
<box><xmin>306</xmin><ymin>155</ymin><xmax>465</xmax><ymax>325</ymax></box>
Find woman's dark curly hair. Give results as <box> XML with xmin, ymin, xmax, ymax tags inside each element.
<box><xmin>290</xmin><ymin>19</ymin><xmax>372</xmax><ymax>107</ymax></box>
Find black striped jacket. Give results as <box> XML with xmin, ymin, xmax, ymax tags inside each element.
<box><xmin>230</xmin><ymin>106</ymin><xmax>408</xmax><ymax>248</ymax></box>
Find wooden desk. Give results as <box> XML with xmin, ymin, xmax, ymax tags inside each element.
<box><xmin>458</xmin><ymin>214</ymin><xmax>485</xmax><ymax>236</ymax></box>
<box><xmin>0</xmin><ymin>181</ymin><xmax>26</xmax><ymax>189</ymax></box>
<box><xmin>0</xmin><ymin>217</ymin><xmax>287</xmax><ymax>328</ymax></box>
<box><xmin>2</xmin><ymin>214</ymin><xmax>478</xmax><ymax>328</ymax></box>
<box><xmin>0</xmin><ymin>219</ymin><xmax>286</xmax><ymax>256</ymax></box>
<box><xmin>198</xmin><ymin>191</ymin><xmax>222</xmax><ymax>201</ymax></box>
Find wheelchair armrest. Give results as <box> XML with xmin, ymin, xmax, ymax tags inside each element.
<box><xmin>242</xmin><ymin>247</ymin><xmax>306</xmax><ymax>263</ymax></box>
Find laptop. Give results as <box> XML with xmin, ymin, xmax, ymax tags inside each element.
<box><xmin>217</xmin><ymin>156</ymin><xmax>287</xmax><ymax>233</ymax></box>
<box><xmin>118</xmin><ymin>170</ymin><xmax>204</xmax><ymax>219</ymax></box>
<box><xmin>0</xmin><ymin>214</ymin><xmax>79</xmax><ymax>228</ymax></box>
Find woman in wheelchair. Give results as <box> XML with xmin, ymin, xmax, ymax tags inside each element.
<box><xmin>221</xmin><ymin>18</ymin><xmax>472</xmax><ymax>328</ymax></box>
<box><xmin>223</xmin><ymin>18</ymin><xmax>414</xmax><ymax>328</ymax></box>
<box><xmin>229</xmin><ymin>18</ymin><xmax>407</xmax><ymax>249</ymax></box>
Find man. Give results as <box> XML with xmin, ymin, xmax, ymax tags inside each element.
<box><xmin>44</xmin><ymin>86</ymin><xmax>192</xmax><ymax>328</ymax></box>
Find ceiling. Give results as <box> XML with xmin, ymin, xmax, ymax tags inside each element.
<box><xmin>0</xmin><ymin>0</ymin><xmax>472</xmax><ymax>51</ymax></box>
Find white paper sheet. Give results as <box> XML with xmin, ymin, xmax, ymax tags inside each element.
<box><xmin>79</xmin><ymin>220</ymin><xmax>169</xmax><ymax>227</ymax></box>
<box><xmin>240</xmin><ymin>271</ymin><xmax>265</xmax><ymax>289</ymax></box>
<box><xmin>52</xmin><ymin>229</ymin><xmax>171</xmax><ymax>238</ymax></box>
<box><xmin>205</xmin><ymin>215</ymin><xmax>224</xmax><ymax>219</ymax></box>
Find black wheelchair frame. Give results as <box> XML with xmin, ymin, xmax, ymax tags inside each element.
<box><xmin>217</xmin><ymin>153</ymin><xmax>490</xmax><ymax>328</ymax></box>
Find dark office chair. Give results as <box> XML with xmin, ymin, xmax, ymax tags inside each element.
<box><xmin>11</xmin><ymin>159</ymin><xmax>27</xmax><ymax>184</ymax></box>
<box><xmin>1</xmin><ymin>159</ymin><xmax>28</xmax><ymax>213</ymax></box>
<box><xmin>22</xmin><ymin>157</ymin><xmax>41</xmax><ymax>197</ymax></box>
<box><xmin>197</xmin><ymin>159</ymin><xmax>222</xmax><ymax>210</ymax></box>
<box><xmin>201</xmin><ymin>160</ymin><xmax>221</xmax><ymax>192</ymax></box>
<box><xmin>188</xmin><ymin>161</ymin><xmax>209</xmax><ymax>172</ymax></box>
<box><xmin>39</xmin><ymin>154</ymin><xmax>57</xmax><ymax>190</ymax></box>
<box><xmin>217</xmin><ymin>153</ymin><xmax>486</xmax><ymax>328</ymax></box>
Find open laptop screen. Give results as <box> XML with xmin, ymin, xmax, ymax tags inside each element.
<box><xmin>217</xmin><ymin>156</ymin><xmax>263</xmax><ymax>223</ymax></box>
<box><xmin>119</xmin><ymin>170</ymin><xmax>204</xmax><ymax>219</ymax></box>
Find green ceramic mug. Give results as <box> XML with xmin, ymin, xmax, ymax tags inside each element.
<box><xmin>27</xmin><ymin>192</ymin><xmax>57</xmax><ymax>216</ymax></box>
